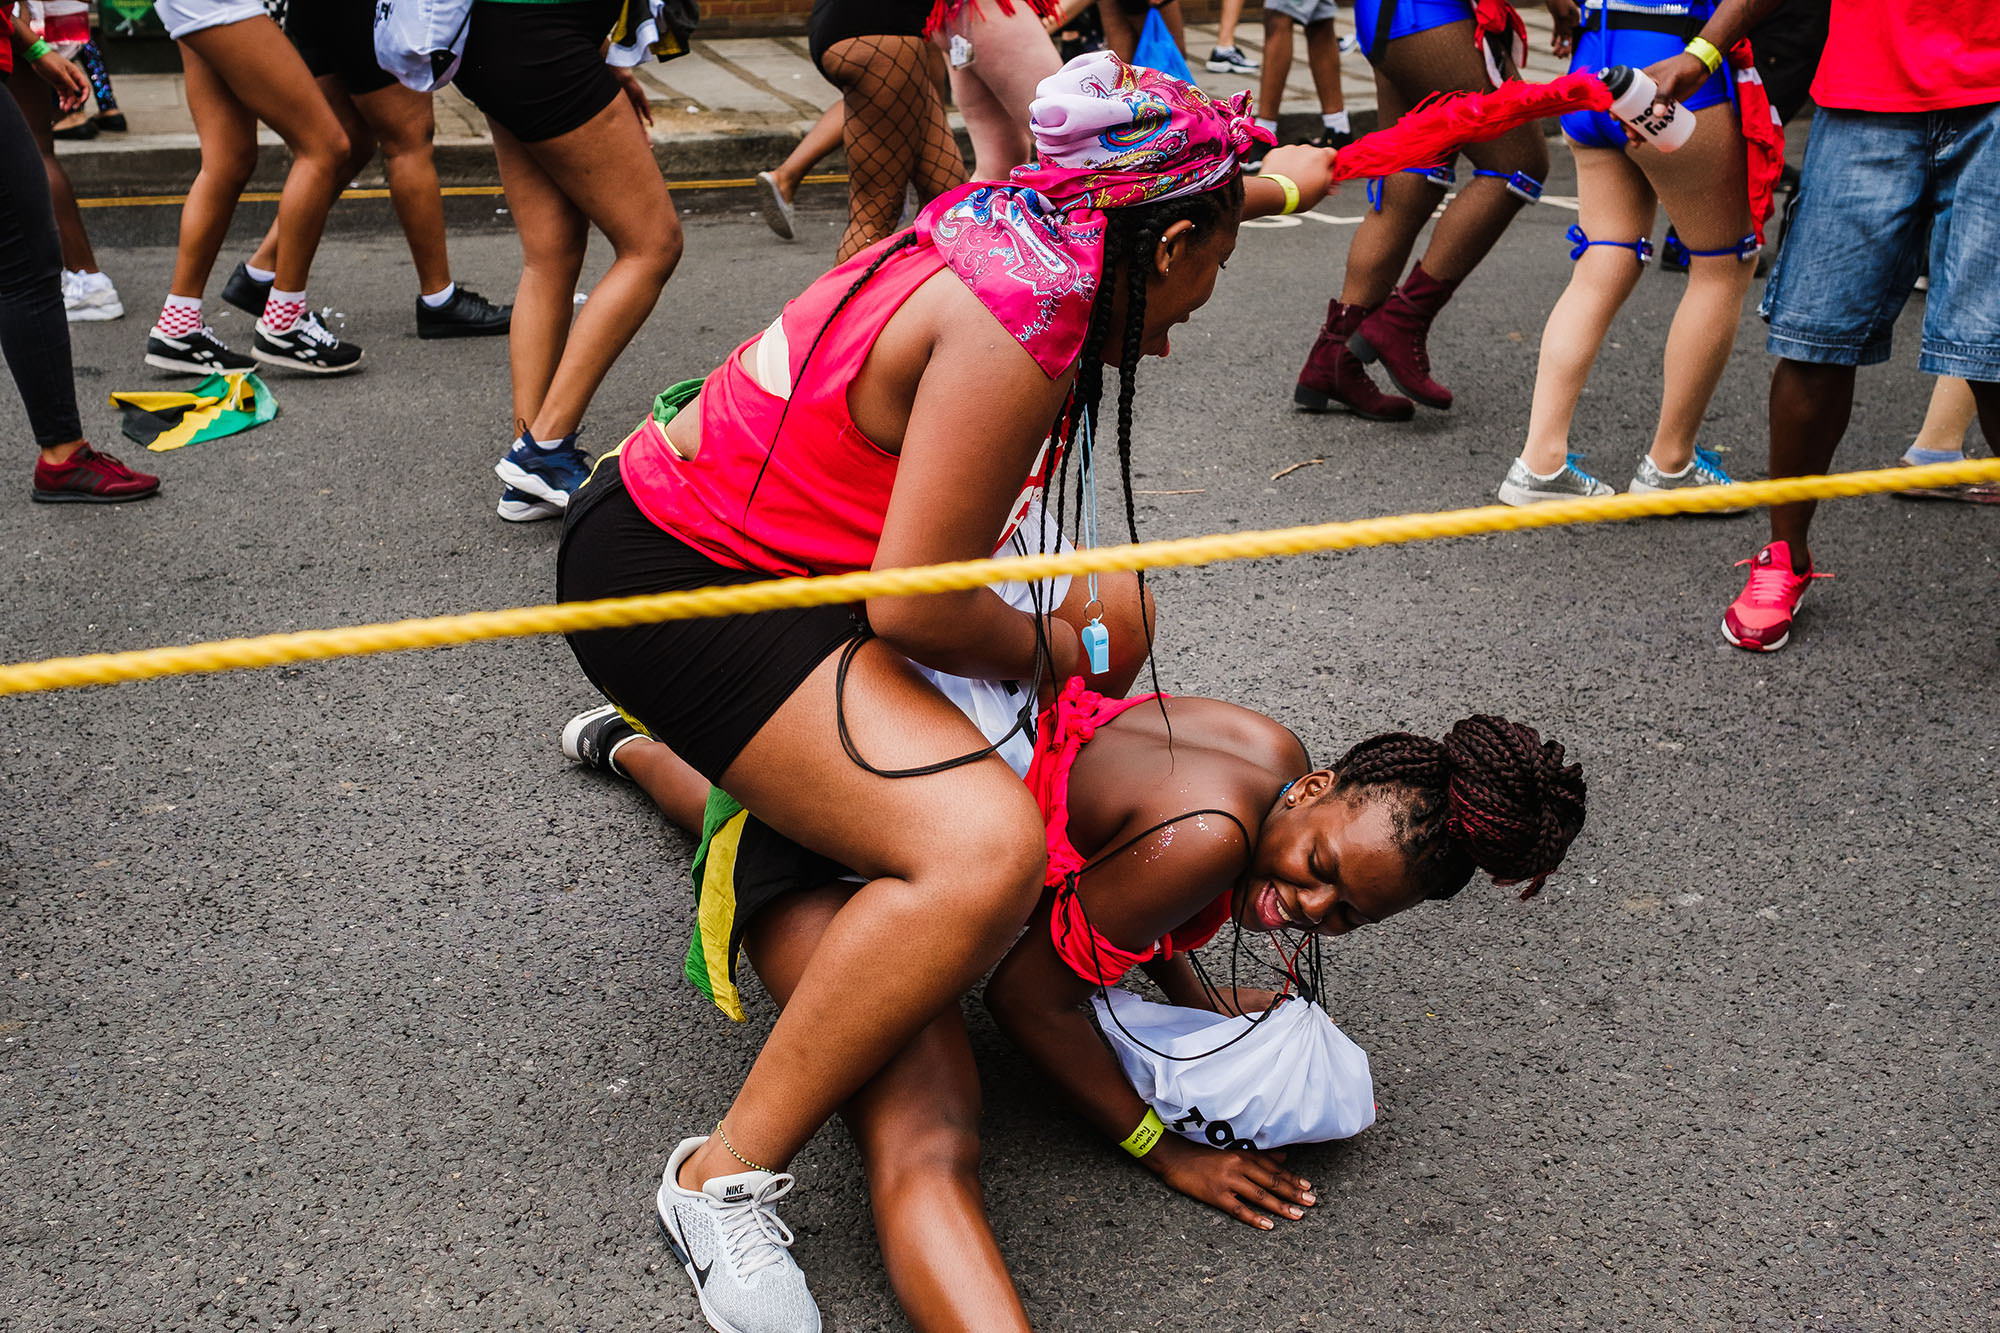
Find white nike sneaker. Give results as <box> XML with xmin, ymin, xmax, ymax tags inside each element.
<box><xmin>656</xmin><ymin>1136</ymin><xmax>822</xmax><ymax>1333</ymax></box>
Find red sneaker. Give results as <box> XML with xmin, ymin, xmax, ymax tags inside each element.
<box><xmin>32</xmin><ymin>443</ymin><xmax>161</xmax><ymax>505</ymax></box>
<box><xmin>1721</xmin><ymin>540</ymin><xmax>1825</xmax><ymax>652</ymax></box>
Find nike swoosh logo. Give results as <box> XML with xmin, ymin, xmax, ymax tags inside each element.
<box><xmin>670</xmin><ymin>1213</ymin><xmax>712</xmax><ymax>1288</ymax></box>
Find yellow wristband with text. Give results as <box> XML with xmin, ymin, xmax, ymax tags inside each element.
<box><xmin>1119</xmin><ymin>1108</ymin><xmax>1166</xmax><ymax>1159</ymax></box>
<box><xmin>1260</xmin><ymin>172</ymin><xmax>1302</xmax><ymax>216</ymax></box>
<box><xmin>1685</xmin><ymin>37</ymin><xmax>1723</xmax><ymax>74</ymax></box>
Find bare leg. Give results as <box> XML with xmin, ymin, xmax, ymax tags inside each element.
<box><xmin>1258</xmin><ymin>14</ymin><xmax>1294</xmax><ymax>124</ymax></box>
<box><xmin>1765</xmin><ymin>359</ymin><xmax>1854</xmax><ymax>570</ymax></box>
<box><xmin>1338</xmin><ymin>70</ymin><xmax>1427</xmax><ymax>305</ymax></box>
<box><xmin>167</xmin><ymin>42</ymin><xmax>260</xmax><ymax>299</ymax></box>
<box><xmin>180</xmin><ymin>17</ymin><xmax>349</xmax><ymax>293</ymax></box>
<box><xmin>677</xmin><ymin>642</ymin><xmax>1046</xmax><ymax>1188</ymax></box>
<box><xmin>354</xmin><ymin>82</ymin><xmax>451</xmax><ymax>293</ymax></box>
<box><xmin>500</xmin><ymin>96</ymin><xmax>682</xmax><ymax>439</ymax></box>
<box><xmin>488</xmin><ymin>117</ymin><xmax>586</xmax><ymax>428</ymax></box>
<box><xmin>1304</xmin><ymin>19</ymin><xmax>1343</xmax><ymax>117</ymax></box>
<box><xmin>618</xmin><ymin>737</ymin><xmax>712</xmax><ymax>833</ymax></box>
<box><xmin>770</xmin><ymin>102</ymin><xmax>844</xmax><ymax>200</ymax></box>
<box><xmin>6</xmin><ymin>73</ymin><xmax>99</xmax><ymax>273</ymax></box>
<box><xmin>1635</xmin><ymin>103</ymin><xmax>1753</xmax><ymax>472</ymax></box>
<box><xmin>246</xmin><ymin>74</ymin><xmax>375</xmax><ymax>277</ymax></box>
<box><xmin>1216</xmin><ymin>0</ymin><xmax>1244</xmax><ymax>50</ymax></box>
<box><xmin>1157</xmin><ymin>0</ymin><xmax>1186</xmax><ymax>52</ymax></box>
<box><xmin>1910</xmin><ymin>376</ymin><xmax>1979</xmax><ymax>455</ymax></box>
<box><xmin>743</xmin><ymin>886</ymin><xmax>1031</xmax><ymax>1333</ymax></box>
<box><xmin>1520</xmin><ymin>144</ymin><xmax>1654</xmax><ymax>475</ymax></box>
<box><xmin>945</xmin><ymin>3</ymin><xmax>1059</xmax><ymax>180</ymax></box>
<box><xmin>1100</xmin><ymin>2</ymin><xmax>1139</xmax><ymax>61</ymax></box>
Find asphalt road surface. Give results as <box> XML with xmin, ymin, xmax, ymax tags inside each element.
<box><xmin>4</xmin><ymin>163</ymin><xmax>1996</xmax><ymax>1332</ymax></box>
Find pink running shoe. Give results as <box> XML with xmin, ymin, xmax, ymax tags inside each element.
<box><xmin>1721</xmin><ymin>540</ymin><xmax>1826</xmax><ymax>652</ymax></box>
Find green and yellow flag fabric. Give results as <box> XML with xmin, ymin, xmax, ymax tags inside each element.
<box><xmin>686</xmin><ymin>788</ymin><xmax>842</xmax><ymax>1021</ymax></box>
<box><xmin>111</xmin><ymin>373</ymin><xmax>277</xmax><ymax>452</ymax></box>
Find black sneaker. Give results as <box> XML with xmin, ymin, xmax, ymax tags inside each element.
<box><xmin>1310</xmin><ymin>129</ymin><xmax>1353</xmax><ymax>151</ymax></box>
<box><xmin>145</xmin><ymin>325</ymin><xmax>256</xmax><ymax>375</ymax></box>
<box><xmin>252</xmin><ymin>309</ymin><xmax>364</xmax><ymax>375</ymax></box>
<box><xmin>220</xmin><ymin>261</ymin><xmax>272</xmax><ymax>316</ymax></box>
<box><xmin>416</xmin><ymin>285</ymin><xmax>511</xmax><ymax>339</ymax></box>
<box><xmin>561</xmin><ymin>704</ymin><xmax>642</xmax><ymax>778</ymax></box>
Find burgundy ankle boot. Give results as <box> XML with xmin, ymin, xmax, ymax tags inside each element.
<box><xmin>1293</xmin><ymin>300</ymin><xmax>1415</xmax><ymax>421</ymax></box>
<box><xmin>1348</xmin><ymin>263</ymin><xmax>1463</xmax><ymax>410</ymax></box>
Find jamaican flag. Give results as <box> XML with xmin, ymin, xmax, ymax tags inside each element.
<box><xmin>686</xmin><ymin>788</ymin><xmax>843</xmax><ymax>1021</ymax></box>
<box><xmin>111</xmin><ymin>373</ymin><xmax>277</xmax><ymax>452</ymax></box>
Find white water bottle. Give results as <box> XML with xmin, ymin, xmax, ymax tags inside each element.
<box><xmin>1601</xmin><ymin>65</ymin><xmax>1695</xmax><ymax>152</ymax></box>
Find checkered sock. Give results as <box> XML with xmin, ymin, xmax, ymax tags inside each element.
<box><xmin>259</xmin><ymin>290</ymin><xmax>306</xmax><ymax>335</ymax></box>
<box><xmin>155</xmin><ymin>293</ymin><xmax>202</xmax><ymax>338</ymax></box>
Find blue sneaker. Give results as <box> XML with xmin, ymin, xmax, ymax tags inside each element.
<box><xmin>496</xmin><ymin>485</ymin><xmax>563</xmax><ymax>523</ymax></box>
<box><xmin>494</xmin><ymin>429</ymin><xmax>591</xmax><ymax>508</ymax></box>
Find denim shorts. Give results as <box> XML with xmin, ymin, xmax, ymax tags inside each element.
<box><xmin>1762</xmin><ymin>103</ymin><xmax>2000</xmax><ymax>382</ymax></box>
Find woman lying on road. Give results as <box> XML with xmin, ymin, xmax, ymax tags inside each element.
<box><xmin>555</xmin><ymin>52</ymin><xmax>1338</xmax><ymax>1333</ymax></box>
<box><xmin>568</xmin><ymin>680</ymin><xmax>1586</xmax><ymax>1323</ymax></box>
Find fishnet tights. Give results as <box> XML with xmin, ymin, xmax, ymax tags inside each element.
<box><xmin>820</xmin><ymin>34</ymin><xmax>967</xmax><ymax>262</ymax></box>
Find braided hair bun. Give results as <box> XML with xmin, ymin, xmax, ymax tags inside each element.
<box><xmin>1331</xmin><ymin>716</ymin><xmax>1586</xmax><ymax>901</ymax></box>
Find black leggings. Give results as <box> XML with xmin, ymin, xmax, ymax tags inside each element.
<box><xmin>0</xmin><ymin>80</ymin><xmax>80</xmax><ymax>449</ymax></box>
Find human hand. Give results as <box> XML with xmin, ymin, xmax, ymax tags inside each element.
<box><xmin>33</xmin><ymin>50</ymin><xmax>88</xmax><ymax>114</ymax></box>
<box><xmin>1152</xmin><ymin>1137</ymin><xmax>1317</xmax><ymax>1230</ymax></box>
<box><xmin>1547</xmin><ymin>0</ymin><xmax>1581</xmax><ymax>57</ymax></box>
<box><xmin>1206</xmin><ymin>985</ymin><xmax>1285</xmax><ymax>1017</ymax></box>
<box><xmin>1257</xmin><ymin>144</ymin><xmax>1338</xmax><ymax>211</ymax></box>
<box><xmin>612</xmin><ymin>66</ymin><xmax>654</xmax><ymax>129</ymax></box>
<box><xmin>1642</xmin><ymin>51</ymin><xmax>1712</xmax><ymax>109</ymax></box>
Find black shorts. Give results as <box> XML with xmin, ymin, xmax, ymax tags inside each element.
<box><xmin>556</xmin><ymin>454</ymin><xmax>866</xmax><ymax>783</ymax></box>
<box><xmin>287</xmin><ymin>0</ymin><xmax>394</xmax><ymax>97</ymax></box>
<box><xmin>456</xmin><ymin>0</ymin><xmax>625</xmax><ymax>144</ymax></box>
<box><xmin>809</xmin><ymin>0</ymin><xmax>932</xmax><ymax>73</ymax></box>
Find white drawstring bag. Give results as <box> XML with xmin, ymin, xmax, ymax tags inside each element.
<box><xmin>1091</xmin><ymin>989</ymin><xmax>1376</xmax><ymax>1149</ymax></box>
<box><xmin>373</xmin><ymin>0</ymin><xmax>474</xmax><ymax>93</ymax></box>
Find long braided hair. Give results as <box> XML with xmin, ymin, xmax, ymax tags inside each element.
<box><xmin>1332</xmin><ymin>716</ymin><xmax>1587</xmax><ymax>900</ymax></box>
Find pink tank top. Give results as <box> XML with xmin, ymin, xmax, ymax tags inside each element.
<box><xmin>621</xmin><ymin>236</ymin><xmax>1061</xmax><ymax>576</ymax></box>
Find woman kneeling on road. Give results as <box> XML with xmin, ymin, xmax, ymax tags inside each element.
<box><xmin>555</xmin><ymin>52</ymin><xmax>1337</xmax><ymax>1333</ymax></box>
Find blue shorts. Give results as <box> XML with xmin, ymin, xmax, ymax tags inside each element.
<box><xmin>1761</xmin><ymin>103</ymin><xmax>2000</xmax><ymax>381</ymax></box>
<box><xmin>1560</xmin><ymin>4</ymin><xmax>1729</xmax><ymax>148</ymax></box>
<box><xmin>1351</xmin><ymin>0</ymin><xmax>1475</xmax><ymax>63</ymax></box>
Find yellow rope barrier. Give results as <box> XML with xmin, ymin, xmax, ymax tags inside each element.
<box><xmin>1</xmin><ymin>458</ymin><xmax>1994</xmax><ymax>699</ymax></box>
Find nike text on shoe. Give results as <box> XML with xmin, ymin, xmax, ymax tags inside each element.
<box><xmin>220</xmin><ymin>261</ymin><xmax>273</xmax><ymax>316</ymax></box>
<box><xmin>657</xmin><ymin>1136</ymin><xmax>822</xmax><ymax>1333</ymax></box>
<box><xmin>494</xmin><ymin>430</ymin><xmax>592</xmax><ymax>508</ymax></box>
<box><xmin>145</xmin><ymin>325</ymin><xmax>256</xmax><ymax>375</ymax></box>
<box><xmin>32</xmin><ymin>444</ymin><xmax>161</xmax><ymax>504</ymax></box>
<box><xmin>562</xmin><ymin>704</ymin><xmax>644</xmax><ymax>777</ymax></box>
<box><xmin>252</xmin><ymin>309</ymin><xmax>364</xmax><ymax>374</ymax></box>
<box><xmin>496</xmin><ymin>486</ymin><xmax>563</xmax><ymax>523</ymax></box>
<box><xmin>417</xmin><ymin>286</ymin><xmax>512</xmax><ymax>339</ymax></box>
<box><xmin>1721</xmin><ymin>540</ymin><xmax>1825</xmax><ymax>652</ymax></box>
<box><xmin>1496</xmin><ymin>454</ymin><xmax>1615</xmax><ymax>506</ymax></box>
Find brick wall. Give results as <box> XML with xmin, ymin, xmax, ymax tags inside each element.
<box><xmin>698</xmin><ymin>1</ymin><xmax>1229</xmax><ymax>37</ymax></box>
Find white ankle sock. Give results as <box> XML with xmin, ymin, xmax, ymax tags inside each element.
<box><xmin>243</xmin><ymin>262</ymin><xmax>276</xmax><ymax>284</ymax></box>
<box><xmin>1323</xmin><ymin>111</ymin><xmax>1351</xmax><ymax>134</ymax></box>
<box><xmin>419</xmin><ymin>282</ymin><xmax>457</xmax><ymax>308</ymax></box>
<box><xmin>1255</xmin><ymin>116</ymin><xmax>1279</xmax><ymax>137</ymax></box>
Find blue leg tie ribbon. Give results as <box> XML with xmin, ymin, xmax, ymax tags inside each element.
<box><xmin>1473</xmin><ymin>168</ymin><xmax>1544</xmax><ymax>203</ymax></box>
<box><xmin>1368</xmin><ymin>165</ymin><xmax>1456</xmax><ymax>213</ymax></box>
<box><xmin>1675</xmin><ymin>232</ymin><xmax>1761</xmax><ymax>262</ymax></box>
<box><xmin>1567</xmin><ymin>223</ymin><xmax>1654</xmax><ymax>263</ymax></box>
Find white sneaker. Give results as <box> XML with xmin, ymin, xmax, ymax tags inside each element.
<box><xmin>656</xmin><ymin>1136</ymin><xmax>822</xmax><ymax>1333</ymax></box>
<box><xmin>64</xmin><ymin>270</ymin><xmax>125</xmax><ymax>322</ymax></box>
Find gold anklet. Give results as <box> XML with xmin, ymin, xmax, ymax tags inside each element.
<box><xmin>715</xmin><ymin>1121</ymin><xmax>777</xmax><ymax>1175</ymax></box>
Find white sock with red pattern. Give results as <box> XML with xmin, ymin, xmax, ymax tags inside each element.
<box><xmin>154</xmin><ymin>293</ymin><xmax>202</xmax><ymax>338</ymax></box>
<box><xmin>259</xmin><ymin>290</ymin><xmax>306</xmax><ymax>335</ymax></box>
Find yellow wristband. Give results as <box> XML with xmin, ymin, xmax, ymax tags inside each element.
<box><xmin>1119</xmin><ymin>1108</ymin><xmax>1166</xmax><ymax>1159</ymax></box>
<box><xmin>1685</xmin><ymin>37</ymin><xmax>1724</xmax><ymax>74</ymax></box>
<box><xmin>1259</xmin><ymin>172</ymin><xmax>1302</xmax><ymax>216</ymax></box>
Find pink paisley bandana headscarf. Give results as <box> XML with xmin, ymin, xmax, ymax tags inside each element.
<box><xmin>914</xmin><ymin>51</ymin><xmax>1271</xmax><ymax>378</ymax></box>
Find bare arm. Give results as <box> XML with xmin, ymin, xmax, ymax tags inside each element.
<box><xmin>1645</xmin><ymin>0</ymin><xmax>1781</xmax><ymax>104</ymax></box>
<box><xmin>985</xmin><ymin>821</ymin><xmax>1316</xmax><ymax>1228</ymax></box>
<box><xmin>868</xmin><ymin>313</ymin><xmax>1085</xmax><ymax>683</ymax></box>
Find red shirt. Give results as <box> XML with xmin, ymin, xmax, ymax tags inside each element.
<box><xmin>1811</xmin><ymin>0</ymin><xmax>2000</xmax><ymax>113</ymax></box>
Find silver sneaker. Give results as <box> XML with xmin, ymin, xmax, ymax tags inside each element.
<box><xmin>1497</xmin><ymin>454</ymin><xmax>1615</xmax><ymax>507</ymax></box>
<box><xmin>657</xmin><ymin>1136</ymin><xmax>822</xmax><ymax>1333</ymax></box>
<box><xmin>1629</xmin><ymin>447</ymin><xmax>1751</xmax><ymax>513</ymax></box>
